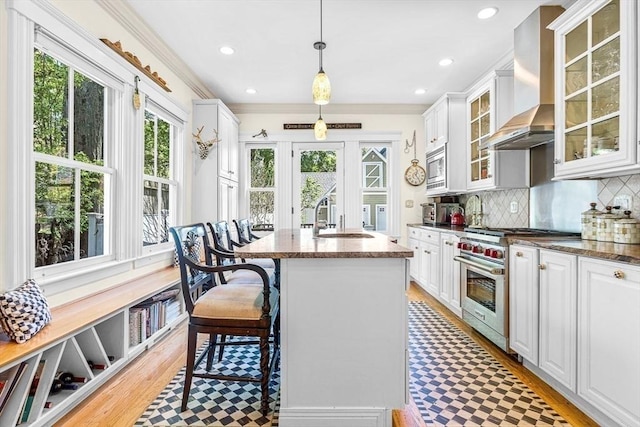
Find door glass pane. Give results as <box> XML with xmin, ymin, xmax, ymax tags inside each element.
<box><xmin>591</xmin><ymin>116</ymin><xmax>619</xmax><ymax>156</ymax></box>
<box><xmin>592</xmin><ymin>37</ymin><xmax>620</xmax><ymax>84</ymax></box>
<box><xmin>480</xmin><ymin>93</ymin><xmax>490</xmax><ymax>115</ymax></box>
<box><xmin>470</xmin><ymin>141</ymin><xmax>479</xmax><ymax>161</ymax></box>
<box><xmin>592</xmin><ymin>77</ymin><xmax>619</xmax><ymax>119</ymax></box>
<box><xmin>249</xmin><ymin>191</ymin><xmax>274</xmax><ymax>229</ymax></box>
<box><xmin>466</xmin><ymin>271</ymin><xmax>496</xmax><ymax>313</ymax></box>
<box><xmin>592</xmin><ymin>0</ymin><xmax>619</xmax><ymax>46</ymax></box>
<box><xmin>480</xmin><ymin>158</ymin><xmax>490</xmax><ymax>180</ymax></box>
<box><xmin>299</xmin><ymin>150</ymin><xmax>337</xmax><ymax>226</ymax></box>
<box><xmin>564</xmin><ymin>126</ymin><xmax>588</xmax><ymax>162</ymax></box>
<box><xmin>471</xmin><ymin>98</ymin><xmax>479</xmax><ymax>120</ymax></box>
<box><xmin>480</xmin><ymin>114</ymin><xmax>491</xmax><ymax>138</ymax></box>
<box><xmin>566</xmin><ymin>91</ymin><xmax>588</xmax><ymax>128</ymax></box>
<box><xmin>471</xmin><ymin>119</ymin><xmax>479</xmax><ymax>141</ymax></box>
<box><xmin>471</xmin><ymin>162</ymin><xmax>479</xmax><ymax>182</ymax></box>
<box><xmin>565</xmin><ymin>57</ymin><xmax>587</xmax><ymax>95</ymax></box>
<box><xmin>565</xmin><ymin>21</ymin><xmax>587</xmax><ymax>63</ymax></box>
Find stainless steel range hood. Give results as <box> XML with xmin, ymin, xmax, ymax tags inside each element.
<box><xmin>481</xmin><ymin>6</ymin><xmax>564</xmax><ymax>151</ymax></box>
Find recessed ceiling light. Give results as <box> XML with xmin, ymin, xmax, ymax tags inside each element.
<box><xmin>414</xmin><ymin>88</ymin><xmax>426</xmax><ymax>95</ymax></box>
<box><xmin>220</xmin><ymin>46</ymin><xmax>235</xmax><ymax>55</ymax></box>
<box><xmin>477</xmin><ymin>7</ymin><xmax>498</xmax><ymax>20</ymax></box>
<box><xmin>438</xmin><ymin>58</ymin><xmax>454</xmax><ymax>67</ymax></box>
<box><xmin>245</xmin><ymin>88</ymin><xmax>257</xmax><ymax>94</ymax></box>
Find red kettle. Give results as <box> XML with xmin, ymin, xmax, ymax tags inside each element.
<box><xmin>451</xmin><ymin>207</ymin><xmax>465</xmax><ymax>226</ymax></box>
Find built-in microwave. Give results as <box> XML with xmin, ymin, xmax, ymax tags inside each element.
<box><xmin>425</xmin><ymin>145</ymin><xmax>446</xmax><ymax>190</ymax></box>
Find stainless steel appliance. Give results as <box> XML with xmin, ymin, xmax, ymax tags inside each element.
<box><xmin>422</xmin><ymin>202</ymin><xmax>459</xmax><ymax>226</ymax></box>
<box><xmin>425</xmin><ymin>145</ymin><xmax>446</xmax><ymax>191</ymax></box>
<box><xmin>455</xmin><ymin>227</ymin><xmax>580</xmax><ymax>353</ymax></box>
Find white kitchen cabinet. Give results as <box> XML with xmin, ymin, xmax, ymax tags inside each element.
<box><xmin>440</xmin><ymin>233</ymin><xmax>461</xmax><ymax>317</ymax></box>
<box><xmin>465</xmin><ymin>71</ymin><xmax>529</xmax><ymax>191</ymax></box>
<box><xmin>538</xmin><ymin>250</ymin><xmax>577</xmax><ymax>392</ymax></box>
<box><xmin>423</xmin><ymin>93</ymin><xmax>467</xmax><ymax>195</ymax></box>
<box><xmin>407</xmin><ymin>236</ymin><xmax>420</xmax><ymax>282</ymax></box>
<box><xmin>424</xmin><ymin>95</ymin><xmax>452</xmax><ymax>152</ymax></box>
<box><xmin>508</xmin><ymin>244</ymin><xmax>539</xmax><ymax>364</ymax></box>
<box><xmin>549</xmin><ymin>0</ymin><xmax>639</xmax><ymax>179</ymax></box>
<box><xmin>192</xmin><ymin>100</ymin><xmax>240</xmax><ymax>224</ymax></box>
<box><xmin>578</xmin><ymin>257</ymin><xmax>640</xmax><ymax>427</ymax></box>
<box><xmin>419</xmin><ymin>240</ymin><xmax>440</xmax><ymax>297</ymax></box>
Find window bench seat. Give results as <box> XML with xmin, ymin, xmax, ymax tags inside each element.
<box><xmin>0</xmin><ymin>267</ymin><xmax>184</xmax><ymax>427</ymax></box>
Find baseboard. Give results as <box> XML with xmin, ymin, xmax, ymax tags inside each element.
<box><xmin>277</xmin><ymin>407</ymin><xmax>391</xmax><ymax>427</ymax></box>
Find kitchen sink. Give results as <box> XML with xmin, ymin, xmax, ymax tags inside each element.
<box><xmin>318</xmin><ymin>232</ymin><xmax>374</xmax><ymax>238</ymax></box>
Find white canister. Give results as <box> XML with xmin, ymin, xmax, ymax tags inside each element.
<box><xmin>581</xmin><ymin>202</ymin><xmax>602</xmax><ymax>240</ymax></box>
<box><xmin>613</xmin><ymin>211</ymin><xmax>640</xmax><ymax>244</ymax></box>
<box><xmin>596</xmin><ymin>206</ymin><xmax>620</xmax><ymax>242</ymax></box>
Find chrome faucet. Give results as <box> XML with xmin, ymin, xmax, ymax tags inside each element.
<box><xmin>313</xmin><ymin>202</ymin><xmax>327</xmax><ymax>238</ymax></box>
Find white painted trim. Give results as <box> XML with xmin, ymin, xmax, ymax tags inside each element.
<box><xmin>240</xmin><ymin>130</ymin><xmax>402</xmax><ymax>143</ymax></box>
<box><xmin>278</xmin><ymin>407</ymin><xmax>391</xmax><ymax>427</ymax></box>
<box><xmin>94</xmin><ymin>0</ymin><xmax>214</xmax><ymax>100</ymax></box>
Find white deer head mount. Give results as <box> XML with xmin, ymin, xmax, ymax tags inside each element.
<box><xmin>193</xmin><ymin>125</ymin><xmax>221</xmax><ymax>159</ymax></box>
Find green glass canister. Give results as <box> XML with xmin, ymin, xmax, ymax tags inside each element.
<box><xmin>581</xmin><ymin>202</ymin><xmax>602</xmax><ymax>240</ymax></box>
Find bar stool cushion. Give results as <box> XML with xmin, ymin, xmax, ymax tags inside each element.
<box><xmin>193</xmin><ymin>285</ymin><xmax>279</xmax><ymax>321</ymax></box>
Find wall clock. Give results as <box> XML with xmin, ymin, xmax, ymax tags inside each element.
<box><xmin>404</xmin><ymin>130</ymin><xmax>426</xmax><ymax>186</ymax></box>
<box><xmin>404</xmin><ymin>159</ymin><xmax>426</xmax><ymax>186</ymax></box>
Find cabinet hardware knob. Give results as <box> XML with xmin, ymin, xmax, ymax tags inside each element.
<box><xmin>516</xmin><ymin>251</ymin><xmax>523</xmax><ymax>257</ymax></box>
<box><xmin>553</xmin><ymin>158</ymin><xmax>561</xmax><ymax>164</ymax></box>
<box><xmin>614</xmin><ymin>270</ymin><xmax>625</xmax><ymax>279</ymax></box>
<box><xmin>539</xmin><ymin>264</ymin><xmax>546</xmax><ymax>270</ymax></box>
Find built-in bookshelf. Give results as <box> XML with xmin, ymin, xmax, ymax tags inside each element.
<box><xmin>0</xmin><ymin>268</ymin><xmax>185</xmax><ymax>427</ymax></box>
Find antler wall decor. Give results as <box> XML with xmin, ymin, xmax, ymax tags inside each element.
<box><xmin>193</xmin><ymin>125</ymin><xmax>221</xmax><ymax>160</ymax></box>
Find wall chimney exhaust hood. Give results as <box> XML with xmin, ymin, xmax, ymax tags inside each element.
<box><xmin>481</xmin><ymin>6</ymin><xmax>564</xmax><ymax>151</ymax></box>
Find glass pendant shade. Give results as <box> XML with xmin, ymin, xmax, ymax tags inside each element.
<box><xmin>314</xmin><ymin>116</ymin><xmax>327</xmax><ymax>140</ymax></box>
<box><xmin>312</xmin><ymin>69</ymin><xmax>331</xmax><ymax>105</ymax></box>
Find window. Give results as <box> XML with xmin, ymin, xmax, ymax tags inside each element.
<box><xmin>143</xmin><ymin>110</ymin><xmax>177</xmax><ymax>246</ymax></box>
<box><xmin>361</xmin><ymin>146</ymin><xmax>388</xmax><ymax>231</ymax></box>
<box><xmin>33</xmin><ymin>48</ymin><xmax>113</xmax><ymax>267</ymax></box>
<box><xmin>247</xmin><ymin>147</ymin><xmax>275</xmax><ymax>231</ymax></box>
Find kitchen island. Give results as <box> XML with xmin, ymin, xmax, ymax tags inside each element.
<box><xmin>235</xmin><ymin>228</ymin><xmax>413</xmax><ymax>427</ymax></box>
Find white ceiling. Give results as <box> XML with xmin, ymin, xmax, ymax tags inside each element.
<box><xmin>124</xmin><ymin>0</ymin><xmax>562</xmax><ymax>108</ymax></box>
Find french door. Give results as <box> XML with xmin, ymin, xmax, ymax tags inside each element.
<box><xmin>291</xmin><ymin>142</ymin><xmax>344</xmax><ymax>229</ymax></box>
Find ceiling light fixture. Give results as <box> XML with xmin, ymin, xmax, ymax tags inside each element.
<box><xmin>220</xmin><ymin>46</ymin><xmax>235</xmax><ymax>55</ymax></box>
<box><xmin>414</xmin><ymin>88</ymin><xmax>426</xmax><ymax>95</ymax></box>
<box><xmin>314</xmin><ymin>105</ymin><xmax>327</xmax><ymax>140</ymax></box>
<box><xmin>312</xmin><ymin>0</ymin><xmax>331</xmax><ymax>105</ymax></box>
<box><xmin>477</xmin><ymin>7</ymin><xmax>498</xmax><ymax>20</ymax></box>
<box><xmin>438</xmin><ymin>58</ymin><xmax>454</xmax><ymax>67</ymax></box>
<box><xmin>246</xmin><ymin>88</ymin><xmax>257</xmax><ymax>94</ymax></box>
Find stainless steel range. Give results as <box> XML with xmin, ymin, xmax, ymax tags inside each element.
<box><xmin>455</xmin><ymin>227</ymin><xmax>580</xmax><ymax>353</ymax></box>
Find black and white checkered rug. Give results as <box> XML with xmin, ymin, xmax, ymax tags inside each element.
<box><xmin>136</xmin><ymin>302</ymin><xmax>568</xmax><ymax>426</ymax></box>
<box><xmin>409</xmin><ymin>301</ymin><xmax>568</xmax><ymax>426</ymax></box>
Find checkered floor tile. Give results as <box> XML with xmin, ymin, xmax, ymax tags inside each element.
<box><xmin>136</xmin><ymin>302</ymin><xmax>569</xmax><ymax>426</ymax></box>
<box><xmin>134</xmin><ymin>339</ymin><xmax>280</xmax><ymax>426</ymax></box>
<box><xmin>409</xmin><ymin>301</ymin><xmax>568</xmax><ymax>426</ymax></box>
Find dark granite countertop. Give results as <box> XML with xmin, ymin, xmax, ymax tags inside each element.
<box><xmin>407</xmin><ymin>224</ymin><xmax>640</xmax><ymax>265</ymax></box>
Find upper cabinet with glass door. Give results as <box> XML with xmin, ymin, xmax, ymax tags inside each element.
<box><xmin>466</xmin><ymin>71</ymin><xmax>529</xmax><ymax>191</ymax></box>
<box><xmin>549</xmin><ymin>0</ymin><xmax>638</xmax><ymax>179</ymax></box>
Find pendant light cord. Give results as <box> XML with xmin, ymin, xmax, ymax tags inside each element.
<box><xmin>319</xmin><ymin>0</ymin><xmax>324</xmax><ymax>71</ymax></box>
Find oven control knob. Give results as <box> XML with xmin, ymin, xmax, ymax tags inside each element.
<box><xmin>457</xmin><ymin>242</ymin><xmax>463</xmax><ymax>249</ymax></box>
<box><xmin>493</xmin><ymin>250</ymin><xmax>503</xmax><ymax>259</ymax></box>
<box><xmin>472</xmin><ymin>245</ymin><xmax>482</xmax><ymax>253</ymax></box>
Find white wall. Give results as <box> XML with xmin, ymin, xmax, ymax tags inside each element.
<box><xmin>235</xmin><ymin>111</ymin><xmax>427</xmax><ymax>242</ymax></box>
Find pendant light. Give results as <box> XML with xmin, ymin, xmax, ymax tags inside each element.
<box><xmin>312</xmin><ymin>0</ymin><xmax>331</xmax><ymax>105</ymax></box>
<box><xmin>314</xmin><ymin>105</ymin><xmax>327</xmax><ymax>140</ymax></box>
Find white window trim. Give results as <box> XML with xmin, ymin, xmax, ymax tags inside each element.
<box><xmin>4</xmin><ymin>0</ymin><xmax>187</xmax><ymax>294</ymax></box>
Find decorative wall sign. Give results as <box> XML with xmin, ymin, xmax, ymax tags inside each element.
<box><xmin>283</xmin><ymin>123</ymin><xmax>362</xmax><ymax>130</ymax></box>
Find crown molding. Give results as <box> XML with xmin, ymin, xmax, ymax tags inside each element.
<box><xmin>228</xmin><ymin>103</ymin><xmax>429</xmax><ymax>115</ymax></box>
<box><xmin>95</xmin><ymin>0</ymin><xmax>214</xmax><ymax>99</ymax></box>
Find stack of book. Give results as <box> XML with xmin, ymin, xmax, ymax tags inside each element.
<box><xmin>129</xmin><ymin>288</ymin><xmax>181</xmax><ymax>346</ymax></box>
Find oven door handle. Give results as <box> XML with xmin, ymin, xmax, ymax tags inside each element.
<box><xmin>454</xmin><ymin>256</ymin><xmax>504</xmax><ymax>276</ymax></box>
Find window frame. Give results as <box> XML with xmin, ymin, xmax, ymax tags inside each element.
<box><xmin>243</xmin><ymin>143</ymin><xmax>278</xmax><ymax>231</ymax></box>
<box><xmin>4</xmin><ymin>0</ymin><xmax>187</xmax><ymax>294</ymax></box>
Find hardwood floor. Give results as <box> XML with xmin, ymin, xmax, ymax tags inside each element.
<box><xmin>56</xmin><ymin>282</ymin><xmax>595</xmax><ymax>427</ymax></box>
